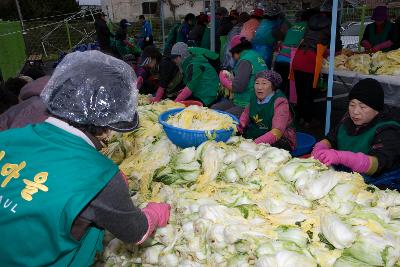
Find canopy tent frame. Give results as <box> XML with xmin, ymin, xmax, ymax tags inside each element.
<box><xmin>152</xmin><ymin>0</ymin><xmax>357</xmax><ymax>134</ymax></box>
<box><xmin>325</xmin><ymin>0</ymin><xmax>340</xmax><ymax>135</ymax></box>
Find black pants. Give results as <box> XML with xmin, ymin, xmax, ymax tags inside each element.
<box><xmin>274</xmin><ymin>61</ymin><xmax>290</xmax><ymax>98</ymax></box>
<box><xmin>294</xmin><ymin>70</ymin><xmax>315</xmax><ymax>123</ymax></box>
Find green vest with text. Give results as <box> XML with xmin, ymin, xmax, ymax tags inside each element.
<box><xmin>0</xmin><ymin>123</ymin><xmax>119</xmax><ymax>267</ymax></box>
<box><xmin>369</xmin><ymin>21</ymin><xmax>392</xmax><ymax>51</ymax></box>
<box><xmin>233</xmin><ymin>50</ymin><xmax>267</xmax><ymax>107</ymax></box>
<box><xmin>244</xmin><ymin>90</ymin><xmax>285</xmax><ymax>139</ymax></box>
<box><xmin>280</xmin><ymin>21</ymin><xmax>307</xmax><ymax>56</ymax></box>
<box><xmin>184</xmin><ymin>48</ymin><xmax>219</xmax><ymax>106</ymax></box>
<box><xmin>337</xmin><ymin>121</ymin><xmax>400</xmax><ymax>154</ymax></box>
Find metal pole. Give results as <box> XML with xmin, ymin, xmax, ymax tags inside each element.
<box><xmin>15</xmin><ymin>0</ymin><xmax>28</xmax><ymax>57</ymax></box>
<box><xmin>203</xmin><ymin>0</ymin><xmax>206</xmax><ymax>13</ymax></box>
<box><xmin>358</xmin><ymin>5</ymin><xmax>366</xmax><ymax>52</ymax></box>
<box><xmin>15</xmin><ymin>0</ymin><xmax>26</xmax><ymax>34</ymax></box>
<box><xmin>210</xmin><ymin>0</ymin><xmax>216</xmax><ymax>51</ymax></box>
<box><xmin>41</xmin><ymin>42</ymin><xmax>48</xmax><ymax>57</ymax></box>
<box><xmin>324</xmin><ymin>0</ymin><xmax>339</xmax><ymax>135</ymax></box>
<box><xmin>65</xmin><ymin>20</ymin><xmax>73</xmax><ymax>50</ymax></box>
<box><xmin>160</xmin><ymin>0</ymin><xmax>165</xmax><ymax>49</ymax></box>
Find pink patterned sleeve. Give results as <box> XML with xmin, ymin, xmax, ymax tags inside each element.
<box><xmin>272</xmin><ymin>97</ymin><xmax>291</xmax><ymax>133</ymax></box>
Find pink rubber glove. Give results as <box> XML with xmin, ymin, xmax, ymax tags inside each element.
<box><xmin>237</xmin><ymin>106</ymin><xmax>249</xmax><ymax>134</ymax></box>
<box><xmin>372</xmin><ymin>40</ymin><xmax>394</xmax><ymax>52</ymax></box>
<box><xmin>361</xmin><ymin>40</ymin><xmax>372</xmax><ymax>50</ymax></box>
<box><xmin>371</xmin><ymin>47</ymin><xmax>379</xmax><ymax>53</ymax></box>
<box><xmin>152</xmin><ymin>86</ymin><xmax>165</xmax><ymax>103</ymax></box>
<box><xmin>237</xmin><ymin>125</ymin><xmax>244</xmax><ymax>134</ymax></box>
<box><xmin>137</xmin><ymin>202</ymin><xmax>171</xmax><ymax>244</ymax></box>
<box><xmin>239</xmin><ymin>106</ymin><xmax>250</xmax><ymax>128</ymax></box>
<box><xmin>316</xmin><ymin>149</ymin><xmax>371</xmax><ymax>173</ymax></box>
<box><xmin>254</xmin><ymin>131</ymin><xmax>277</xmax><ymax>145</ymax></box>
<box><xmin>137</xmin><ymin>76</ymin><xmax>144</xmax><ymax>89</ymax></box>
<box><xmin>311</xmin><ymin>140</ymin><xmax>331</xmax><ymax>159</ymax></box>
<box><xmin>219</xmin><ymin>71</ymin><xmax>232</xmax><ymax>90</ymax></box>
<box><xmin>175</xmin><ymin>86</ymin><xmax>192</xmax><ymax>102</ymax></box>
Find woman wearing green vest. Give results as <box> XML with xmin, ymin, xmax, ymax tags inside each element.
<box><xmin>136</xmin><ymin>46</ymin><xmax>163</xmax><ymax>95</ymax></box>
<box><xmin>213</xmin><ymin>35</ymin><xmax>267</xmax><ymax>118</ymax></box>
<box><xmin>112</xmin><ymin>19</ymin><xmax>140</xmax><ymax>59</ymax></box>
<box><xmin>238</xmin><ymin>70</ymin><xmax>296</xmax><ymax>151</ymax></box>
<box><xmin>152</xmin><ymin>42</ymin><xmax>188</xmax><ymax>102</ymax></box>
<box><xmin>0</xmin><ymin>51</ymin><xmax>170</xmax><ymax>266</ymax></box>
<box><xmin>175</xmin><ymin>47</ymin><xmax>219</xmax><ymax>106</ymax></box>
<box><xmin>312</xmin><ymin>78</ymin><xmax>400</xmax><ymax>190</ymax></box>
<box><xmin>274</xmin><ymin>9</ymin><xmax>312</xmax><ymax>97</ymax></box>
<box><xmin>252</xmin><ymin>3</ymin><xmax>288</xmax><ymax>68</ymax></box>
<box><xmin>361</xmin><ymin>6</ymin><xmax>397</xmax><ymax>52</ymax></box>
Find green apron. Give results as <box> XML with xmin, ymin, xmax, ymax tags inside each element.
<box><xmin>220</xmin><ymin>35</ymin><xmax>228</xmax><ymax>62</ymax></box>
<box><xmin>233</xmin><ymin>50</ymin><xmax>267</xmax><ymax>108</ymax></box>
<box><xmin>280</xmin><ymin>21</ymin><xmax>307</xmax><ymax>57</ymax></box>
<box><xmin>337</xmin><ymin>121</ymin><xmax>400</xmax><ymax>154</ymax></box>
<box><xmin>201</xmin><ymin>27</ymin><xmax>211</xmax><ymax>49</ymax></box>
<box><xmin>114</xmin><ymin>38</ymin><xmax>130</xmax><ymax>57</ymax></box>
<box><xmin>127</xmin><ymin>37</ymin><xmax>142</xmax><ymax>55</ymax></box>
<box><xmin>184</xmin><ymin>47</ymin><xmax>219</xmax><ymax>106</ymax></box>
<box><xmin>165</xmin><ymin>70</ymin><xmax>183</xmax><ymax>99</ymax></box>
<box><xmin>244</xmin><ymin>90</ymin><xmax>285</xmax><ymax>139</ymax></box>
<box><xmin>176</xmin><ymin>24</ymin><xmax>184</xmax><ymax>43</ymax></box>
<box><xmin>0</xmin><ymin>123</ymin><xmax>119</xmax><ymax>267</ymax></box>
<box><xmin>369</xmin><ymin>21</ymin><xmax>392</xmax><ymax>51</ymax></box>
<box><xmin>181</xmin><ymin>54</ymin><xmax>193</xmax><ymax>75</ymax></box>
<box><xmin>164</xmin><ymin>23</ymin><xmax>181</xmax><ymax>54</ymax></box>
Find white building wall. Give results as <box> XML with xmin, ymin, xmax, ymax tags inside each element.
<box><xmin>79</xmin><ymin>0</ymin><xmax>102</xmax><ymax>6</ymax></box>
<box><xmin>103</xmin><ymin>0</ymin><xmax>238</xmax><ymax>22</ymax></box>
<box><xmin>161</xmin><ymin>0</ymin><xmax>237</xmax><ymax>18</ymax></box>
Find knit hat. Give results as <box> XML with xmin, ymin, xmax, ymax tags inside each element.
<box><xmin>349</xmin><ymin>78</ymin><xmax>384</xmax><ymax>111</ymax></box>
<box><xmin>171</xmin><ymin>42</ymin><xmax>189</xmax><ymax>60</ymax></box>
<box><xmin>372</xmin><ymin>6</ymin><xmax>388</xmax><ymax>21</ymax></box>
<box><xmin>255</xmin><ymin>70</ymin><xmax>282</xmax><ymax>89</ymax></box>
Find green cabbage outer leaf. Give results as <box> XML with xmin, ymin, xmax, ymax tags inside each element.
<box><xmin>345</xmin><ymin>233</ymin><xmax>400</xmax><ymax>266</ymax></box>
<box><xmin>333</xmin><ymin>255</ymin><xmax>375</xmax><ymax>267</ymax></box>
<box><xmin>275</xmin><ymin>226</ymin><xmax>309</xmax><ymax>248</ymax></box>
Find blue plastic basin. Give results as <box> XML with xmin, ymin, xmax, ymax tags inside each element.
<box><xmin>159</xmin><ymin>108</ymin><xmax>239</xmax><ymax>148</ymax></box>
<box><xmin>291</xmin><ymin>132</ymin><xmax>316</xmax><ymax>157</ymax></box>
